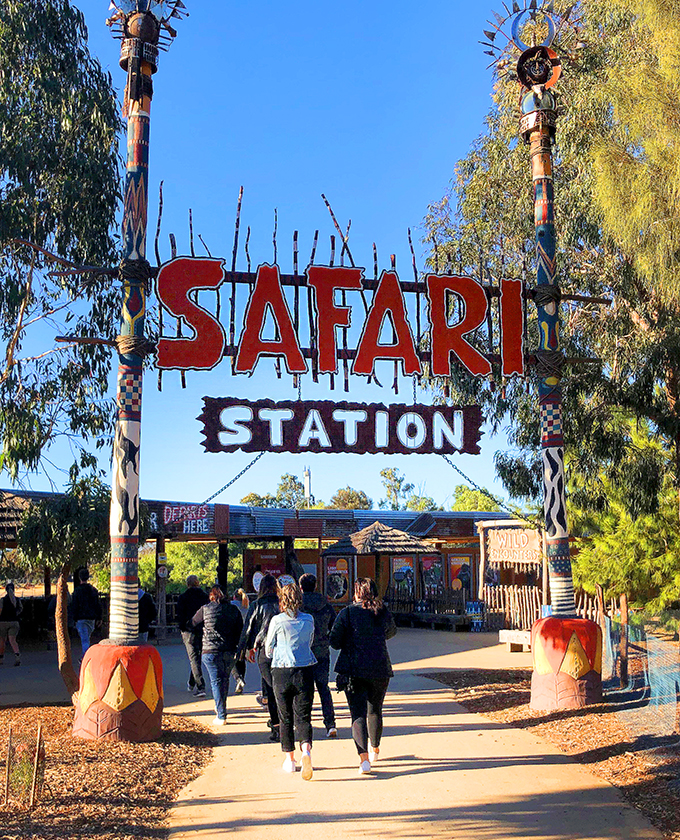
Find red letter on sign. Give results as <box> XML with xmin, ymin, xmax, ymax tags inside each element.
<box><xmin>307</xmin><ymin>265</ymin><xmax>364</xmax><ymax>374</ymax></box>
<box><xmin>352</xmin><ymin>270</ymin><xmax>422</xmax><ymax>377</ymax></box>
<box><xmin>500</xmin><ymin>277</ymin><xmax>524</xmax><ymax>376</ymax></box>
<box><xmin>426</xmin><ymin>274</ymin><xmax>491</xmax><ymax>377</ymax></box>
<box><xmin>156</xmin><ymin>257</ymin><xmax>226</xmax><ymax>370</ymax></box>
<box><xmin>235</xmin><ymin>263</ymin><xmax>307</xmax><ymax>374</ymax></box>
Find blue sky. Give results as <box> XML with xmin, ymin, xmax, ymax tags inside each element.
<box><xmin>18</xmin><ymin>0</ymin><xmax>515</xmax><ymax>508</ymax></box>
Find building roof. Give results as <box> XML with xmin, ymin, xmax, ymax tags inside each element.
<box><xmin>322</xmin><ymin>521</ymin><xmax>435</xmax><ymax>556</ymax></box>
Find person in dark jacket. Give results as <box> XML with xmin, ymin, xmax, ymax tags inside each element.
<box><xmin>137</xmin><ymin>588</ymin><xmax>156</xmax><ymax>643</ymax></box>
<box><xmin>71</xmin><ymin>569</ymin><xmax>102</xmax><ymax>655</ymax></box>
<box><xmin>300</xmin><ymin>573</ymin><xmax>337</xmax><ymax>737</ymax></box>
<box><xmin>237</xmin><ymin>574</ymin><xmax>280</xmax><ymax>740</ymax></box>
<box><xmin>330</xmin><ymin>577</ymin><xmax>396</xmax><ymax>775</ymax></box>
<box><xmin>176</xmin><ymin>575</ymin><xmax>209</xmax><ymax>697</ymax></box>
<box><xmin>192</xmin><ymin>586</ymin><xmax>243</xmax><ymax>726</ymax></box>
<box><xmin>0</xmin><ymin>582</ymin><xmax>22</xmax><ymax>666</ymax></box>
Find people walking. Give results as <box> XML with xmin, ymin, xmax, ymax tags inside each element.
<box><xmin>137</xmin><ymin>587</ymin><xmax>156</xmax><ymax>643</ymax></box>
<box><xmin>230</xmin><ymin>588</ymin><xmax>249</xmax><ymax>695</ymax></box>
<box><xmin>265</xmin><ymin>581</ymin><xmax>317</xmax><ymax>780</ymax></box>
<box><xmin>299</xmin><ymin>573</ymin><xmax>337</xmax><ymax>737</ymax></box>
<box><xmin>176</xmin><ymin>575</ymin><xmax>209</xmax><ymax>697</ymax></box>
<box><xmin>192</xmin><ymin>586</ymin><xmax>243</xmax><ymax>726</ymax></box>
<box><xmin>71</xmin><ymin>569</ymin><xmax>102</xmax><ymax>656</ymax></box>
<box><xmin>238</xmin><ymin>574</ymin><xmax>280</xmax><ymax>741</ymax></box>
<box><xmin>0</xmin><ymin>582</ymin><xmax>22</xmax><ymax>666</ymax></box>
<box><xmin>330</xmin><ymin>577</ymin><xmax>396</xmax><ymax>775</ymax></box>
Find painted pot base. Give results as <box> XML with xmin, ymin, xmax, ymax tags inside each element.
<box><xmin>73</xmin><ymin>642</ymin><xmax>164</xmax><ymax>742</ymax></box>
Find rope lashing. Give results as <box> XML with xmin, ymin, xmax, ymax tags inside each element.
<box><xmin>114</xmin><ymin>335</ymin><xmax>156</xmax><ymax>359</ymax></box>
<box><xmin>531</xmin><ymin>283</ymin><xmax>562</xmax><ymax>307</ymax></box>
<box><xmin>534</xmin><ymin>349</ymin><xmax>564</xmax><ymax>380</ymax></box>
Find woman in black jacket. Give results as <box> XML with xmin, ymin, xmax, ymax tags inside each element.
<box><xmin>192</xmin><ymin>586</ymin><xmax>243</xmax><ymax>727</ymax></box>
<box><xmin>330</xmin><ymin>577</ymin><xmax>396</xmax><ymax>775</ymax></box>
<box><xmin>237</xmin><ymin>574</ymin><xmax>280</xmax><ymax>740</ymax></box>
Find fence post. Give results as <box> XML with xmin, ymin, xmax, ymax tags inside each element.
<box><xmin>619</xmin><ymin>593</ymin><xmax>629</xmax><ymax>688</ymax></box>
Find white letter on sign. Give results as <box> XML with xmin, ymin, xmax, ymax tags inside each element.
<box><xmin>218</xmin><ymin>406</ymin><xmax>253</xmax><ymax>446</ymax></box>
<box><xmin>397</xmin><ymin>412</ymin><xmax>427</xmax><ymax>449</ymax></box>
<box><xmin>258</xmin><ymin>408</ymin><xmax>294</xmax><ymax>447</ymax></box>
<box><xmin>433</xmin><ymin>410</ymin><xmax>462</xmax><ymax>450</ymax></box>
<box><xmin>299</xmin><ymin>410</ymin><xmax>331</xmax><ymax>448</ymax></box>
<box><xmin>332</xmin><ymin>409</ymin><xmax>368</xmax><ymax>446</ymax></box>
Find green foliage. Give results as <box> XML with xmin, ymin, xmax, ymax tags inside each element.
<box><xmin>328</xmin><ymin>486</ymin><xmax>373</xmax><ymax>509</ymax></box>
<box><xmin>449</xmin><ymin>485</ymin><xmax>501</xmax><ymax>513</ymax></box>
<box><xmin>135</xmin><ymin>542</ymin><xmax>244</xmax><ymax>595</ymax></box>
<box><xmin>404</xmin><ymin>494</ymin><xmax>441</xmax><ymax>512</ymax></box>
<box><xmin>241</xmin><ymin>473</ymin><xmax>320</xmax><ymax>509</ymax></box>
<box><xmin>378</xmin><ymin>468</ymin><xmax>414</xmax><ymax>510</ymax></box>
<box><xmin>0</xmin><ymin>0</ymin><xmax>122</xmax><ymax>480</ymax></box>
<box><xmin>17</xmin><ymin>475</ymin><xmax>110</xmax><ymax>574</ymax></box>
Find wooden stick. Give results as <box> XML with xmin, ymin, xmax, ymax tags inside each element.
<box><xmin>619</xmin><ymin>593</ymin><xmax>629</xmax><ymax>687</ymax></box>
<box><xmin>29</xmin><ymin>723</ymin><xmax>42</xmax><ymax>809</ymax></box>
<box><xmin>5</xmin><ymin>724</ymin><xmax>11</xmax><ymax>805</ymax></box>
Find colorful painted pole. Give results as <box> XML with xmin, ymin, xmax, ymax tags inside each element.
<box><xmin>514</xmin><ymin>42</ymin><xmax>602</xmax><ymax>710</ymax></box>
<box><xmin>517</xmin><ymin>48</ymin><xmax>575</xmax><ymax>618</ymax></box>
<box><xmin>73</xmin><ymin>1</ymin><xmax>185</xmax><ymax>742</ymax></box>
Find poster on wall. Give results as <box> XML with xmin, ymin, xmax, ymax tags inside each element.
<box><xmin>448</xmin><ymin>555</ymin><xmax>472</xmax><ymax>592</ymax></box>
<box><xmin>325</xmin><ymin>558</ymin><xmax>350</xmax><ymax>602</ymax></box>
<box><xmin>421</xmin><ymin>555</ymin><xmax>444</xmax><ymax>594</ymax></box>
<box><xmin>391</xmin><ymin>556</ymin><xmax>415</xmax><ymax>597</ymax></box>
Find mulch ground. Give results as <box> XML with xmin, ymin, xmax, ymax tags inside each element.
<box><xmin>0</xmin><ymin>705</ymin><xmax>216</xmax><ymax>840</ymax></box>
<box><xmin>424</xmin><ymin>668</ymin><xmax>680</xmax><ymax>840</ymax></box>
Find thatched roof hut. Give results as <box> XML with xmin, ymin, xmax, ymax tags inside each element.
<box><xmin>321</xmin><ymin>520</ymin><xmax>433</xmax><ymax>557</ymax></box>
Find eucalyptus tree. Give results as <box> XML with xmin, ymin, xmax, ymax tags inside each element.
<box><xmin>423</xmin><ymin>0</ymin><xmax>680</xmax><ymax>524</ymax></box>
<box><xmin>0</xmin><ymin>0</ymin><xmax>122</xmax><ymax>482</ymax></box>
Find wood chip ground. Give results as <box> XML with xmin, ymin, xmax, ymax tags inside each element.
<box><xmin>0</xmin><ymin>706</ymin><xmax>215</xmax><ymax>840</ymax></box>
<box><xmin>424</xmin><ymin>669</ymin><xmax>680</xmax><ymax>840</ymax></box>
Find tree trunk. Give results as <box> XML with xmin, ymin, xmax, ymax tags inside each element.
<box><xmin>43</xmin><ymin>564</ymin><xmax>51</xmax><ymax>600</ymax></box>
<box><xmin>56</xmin><ymin>561</ymin><xmax>79</xmax><ymax>701</ymax></box>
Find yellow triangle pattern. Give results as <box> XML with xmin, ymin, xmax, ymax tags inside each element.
<box><xmin>594</xmin><ymin>626</ymin><xmax>603</xmax><ymax>674</ymax></box>
<box><xmin>533</xmin><ymin>634</ymin><xmax>554</xmax><ymax>675</ymax></box>
<box><xmin>101</xmin><ymin>662</ymin><xmax>138</xmax><ymax>711</ymax></box>
<box><xmin>558</xmin><ymin>632</ymin><xmax>591</xmax><ymax>680</ymax></box>
<box><xmin>79</xmin><ymin>662</ymin><xmax>100</xmax><ymax>713</ymax></box>
<box><xmin>140</xmin><ymin>658</ymin><xmax>161</xmax><ymax>712</ymax></box>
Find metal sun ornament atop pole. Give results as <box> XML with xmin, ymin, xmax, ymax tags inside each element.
<box><xmin>483</xmin><ymin>3</ymin><xmax>604</xmax><ymax>712</ymax></box>
<box><xmin>105</xmin><ymin>0</ymin><xmax>186</xmax><ymax>645</ymax></box>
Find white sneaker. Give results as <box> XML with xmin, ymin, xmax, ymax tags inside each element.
<box><xmin>234</xmin><ymin>679</ymin><xmax>245</xmax><ymax>696</ymax></box>
<box><xmin>282</xmin><ymin>757</ymin><xmax>297</xmax><ymax>773</ymax></box>
<box><xmin>301</xmin><ymin>751</ymin><xmax>313</xmax><ymax>781</ymax></box>
<box><xmin>326</xmin><ymin>727</ymin><xmax>337</xmax><ymax>738</ymax></box>
<box><xmin>359</xmin><ymin>759</ymin><xmax>372</xmax><ymax>775</ymax></box>
<box><xmin>212</xmin><ymin>717</ymin><xmax>227</xmax><ymax>726</ymax></box>
<box><xmin>369</xmin><ymin>746</ymin><xmax>379</xmax><ymax>762</ymax></box>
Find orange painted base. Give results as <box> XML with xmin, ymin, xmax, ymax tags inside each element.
<box><xmin>73</xmin><ymin>643</ymin><xmax>164</xmax><ymax>742</ymax></box>
<box><xmin>530</xmin><ymin>616</ymin><xmax>602</xmax><ymax>711</ymax></box>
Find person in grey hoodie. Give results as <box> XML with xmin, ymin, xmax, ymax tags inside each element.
<box><xmin>300</xmin><ymin>573</ymin><xmax>337</xmax><ymax>737</ymax></box>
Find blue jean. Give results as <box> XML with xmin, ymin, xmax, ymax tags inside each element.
<box><xmin>202</xmin><ymin>652</ymin><xmax>235</xmax><ymax>720</ymax></box>
<box><xmin>76</xmin><ymin>620</ymin><xmax>95</xmax><ymax>654</ymax></box>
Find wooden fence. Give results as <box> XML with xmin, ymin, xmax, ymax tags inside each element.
<box><xmin>385</xmin><ymin>586</ymin><xmax>468</xmax><ymax>617</ymax></box>
<box><xmin>482</xmin><ymin>585</ymin><xmax>618</xmax><ymax>631</ymax></box>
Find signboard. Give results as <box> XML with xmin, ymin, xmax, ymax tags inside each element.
<box><xmin>391</xmin><ymin>555</ymin><xmax>415</xmax><ymax>596</ymax></box>
<box><xmin>199</xmin><ymin>398</ymin><xmax>482</xmax><ymax>456</ymax></box>
<box><xmin>155</xmin><ymin>260</ymin><xmax>525</xmax><ymax>379</ymax></box>
<box><xmin>148</xmin><ymin>502</ymin><xmax>214</xmax><ymax>536</ymax></box>
<box><xmin>486</xmin><ymin>527</ymin><xmax>542</xmax><ymax>567</ymax></box>
<box><xmin>448</xmin><ymin>555</ymin><xmax>472</xmax><ymax>591</ymax></box>
<box><xmin>325</xmin><ymin>558</ymin><xmax>350</xmax><ymax>602</ymax></box>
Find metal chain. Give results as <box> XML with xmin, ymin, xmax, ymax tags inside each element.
<box><xmin>439</xmin><ymin>454</ymin><xmax>541</xmax><ymax>530</ymax></box>
<box><xmin>201</xmin><ymin>451</ymin><xmax>266</xmax><ymax>505</ymax></box>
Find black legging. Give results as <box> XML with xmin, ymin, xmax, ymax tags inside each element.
<box><xmin>345</xmin><ymin>676</ymin><xmax>390</xmax><ymax>755</ymax></box>
<box><xmin>257</xmin><ymin>652</ymin><xmax>279</xmax><ymax>727</ymax></box>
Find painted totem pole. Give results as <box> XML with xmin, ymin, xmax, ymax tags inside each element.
<box><xmin>74</xmin><ymin>0</ymin><xmax>186</xmax><ymax>743</ymax></box>
<box><xmin>483</xmin><ymin>2</ymin><xmax>602</xmax><ymax>709</ymax></box>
